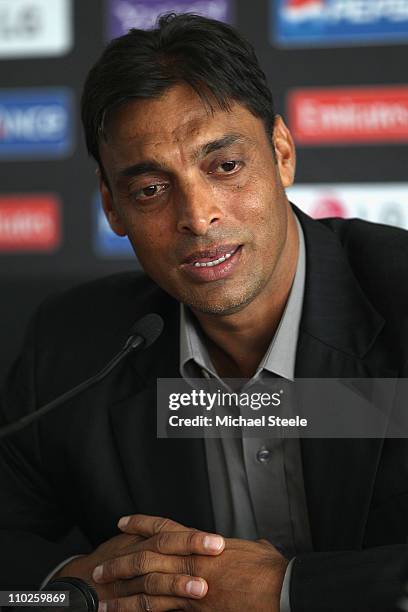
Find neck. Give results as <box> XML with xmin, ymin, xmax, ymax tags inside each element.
<box><xmin>191</xmin><ymin>209</ymin><xmax>299</xmax><ymax>379</ymax></box>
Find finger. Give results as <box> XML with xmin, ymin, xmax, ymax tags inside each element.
<box><xmin>100</xmin><ymin>593</ymin><xmax>190</xmax><ymax>612</ymax></box>
<box><xmin>136</xmin><ymin>572</ymin><xmax>207</xmax><ymax>599</ymax></box>
<box><xmin>117</xmin><ymin>514</ymin><xmax>222</xmax><ymax>558</ymax></box>
<box><xmin>140</xmin><ymin>530</ymin><xmax>224</xmax><ymax>556</ymax></box>
<box><xmin>93</xmin><ymin>550</ymin><xmax>193</xmax><ymax>583</ymax></box>
<box><xmin>117</xmin><ymin>514</ymin><xmax>187</xmax><ymax>536</ymax></box>
<box><xmin>109</xmin><ymin>571</ymin><xmax>208</xmax><ymax>600</ymax></box>
<box><xmin>93</xmin><ymin>532</ymin><xmax>224</xmax><ymax>583</ymax></box>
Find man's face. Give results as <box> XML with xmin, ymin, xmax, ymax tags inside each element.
<box><xmin>99</xmin><ymin>84</ymin><xmax>296</xmax><ymax>316</ymax></box>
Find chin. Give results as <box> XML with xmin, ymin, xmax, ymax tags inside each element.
<box><xmin>184</xmin><ymin>290</ymin><xmax>258</xmax><ymax>316</ymax></box>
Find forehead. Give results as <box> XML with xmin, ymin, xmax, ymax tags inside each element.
<box><xmin>99</xmin><ymin>83</ymin><xmax>266</xmax><ymax>166</ymax></box>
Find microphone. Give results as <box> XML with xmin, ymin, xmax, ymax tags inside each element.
<box><xmin>40</xmin><ymin>577</ymin><xmax>98</xmax><ymax>612</ymax></box>
<box><xmin>0</xmin><ymin>313</ymin><xmax>164</xmax><ymax>441</ymax></box>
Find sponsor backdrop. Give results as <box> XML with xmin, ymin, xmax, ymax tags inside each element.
<box><xmin>0</xmin><ymin>0</ymin><xmax>407</xmax><ymax>380</ymax></box>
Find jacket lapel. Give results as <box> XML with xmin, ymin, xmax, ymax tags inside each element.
<box><xmin>294</xmin><ymin>206</ymin><xmax>395</xmax><ymax>551</ymax></box>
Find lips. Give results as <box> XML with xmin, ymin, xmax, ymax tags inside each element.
<box><xmin>182</xmin><ymin>244</ymin><xmax>241</xmax><ymax>265</ymax></box>
<box><xmin>180</xmin><ymin>244</ymin><xmax>243</xmax><ymax>282</ymax></box>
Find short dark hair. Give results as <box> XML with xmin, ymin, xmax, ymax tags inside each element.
<box><xmin>81</xmin><ymin>12</ymin><xmax>276</xmax><ymax>167</ymax></box>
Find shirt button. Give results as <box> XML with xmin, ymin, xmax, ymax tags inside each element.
<box><xmin>256</xmin><ymin>448</ymin><xmax>271</xmax><ymax>464</ymax></box>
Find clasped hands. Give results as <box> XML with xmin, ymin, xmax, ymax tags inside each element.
<box><xmin>56</xmin><ymin>514</ymin><xmax>288</xmax><ymax>612</ymax></box>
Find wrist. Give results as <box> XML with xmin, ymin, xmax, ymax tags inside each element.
<box><xmin>53</xmin><ymin>555</ymin><xmax>91</xmax><ymax>581</ymax></box>
<box><xmin>260</xmin><ymin>556</ymin><xmax>289</xmax><ymax>612</ymax></box>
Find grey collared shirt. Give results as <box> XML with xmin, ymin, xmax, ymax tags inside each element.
<box><xmin>180</xmin><ymin>215</ymin><xmax>313</xmax><ymax>609</ymax></box>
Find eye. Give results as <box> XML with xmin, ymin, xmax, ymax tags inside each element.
<box><xmin>131</xmin><ymin>183</ymin><xmax>169</xmax><ymax>201</ymax></box>
<box><xmin>219</xmin><ymin>160</ymin><xmax>239</xmax><ymax>172</ymax></box>
<box><xmin>209</xmin><ymin>159</ymin><xmax>243</xmax><ymax>175</ymax></box>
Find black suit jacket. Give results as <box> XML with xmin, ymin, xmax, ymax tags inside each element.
<box><xmin>1</xmin><ymin>207</ymin><xmax>408</xmax><ymax>611</ymax></box>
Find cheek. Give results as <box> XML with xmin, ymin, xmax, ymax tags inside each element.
<box><xmin>234</xmin><ymin>185</ymin><xmax>288</xmax><ymax>255</ymax></box>
<box><xmin>229</xmin><ymin>182</ymin><xmax>283</xmax><ymax>228</ymax></box>
<box><xmin>127</xmin><ymin>222</ymin><xmax>175</xmax><ymax>278</ymax></box>
<box><xmin>124</xmin><ymin>211</ymin><xmax>168</xmax><ymax>248</ymax></box>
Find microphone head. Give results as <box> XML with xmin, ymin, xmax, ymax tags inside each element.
<box><xmin>129</xmin><ymin>313</ymin><xmax>164</xmax><ymax>349</ymax></box>
<box><xmin>46</xmin><ymin>577</ymin><xmax>98</xmax><ymax>612</ymax></box>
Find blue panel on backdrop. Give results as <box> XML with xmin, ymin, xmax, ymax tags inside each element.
<box><xmin>272</xmin><ymin>0</ymin><xmax>408</xmax><ymax>47</ymax></box>
<box><xmin>93</xmin><ymin>193</ymin><xmax>135</xmax><ymax>258</ymax></box>
<box><xmin>0</xmin><ymin>88</ymin><xmax>73</xmax><ymax>159</ymax></box>
<box><xmin>106</xmin><ymin>0</ymin><xmax>234</xmax><ymax>39</ymax></box>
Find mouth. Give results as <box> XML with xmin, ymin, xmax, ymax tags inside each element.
<box><xmin>183</xmin><ymin>244</ymin><xmax>240</xmax><ymax>266</ymax></box>
<box><xmin>180</xmin><ymin>244</ymin><xmax>243</xmax><ymax>282</ymax></box>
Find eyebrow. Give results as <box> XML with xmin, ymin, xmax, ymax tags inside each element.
<box><xmin>117</xmin><ymin>133</ymin><xmax>251</xmax><ymax>179</ymax></box>
<box><xmin>197</xmin><ymin>133</ymin><xmax>249</xmax><ymax>160</ymax></box>
<box><xmin>118</xmin><ymin>161</ymin><xmax>162</xmax><ymax>178</ymax></box>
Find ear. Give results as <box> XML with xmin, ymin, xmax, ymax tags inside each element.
<box><xmin>272</xmin><ymin>115</ymin><xmax>296</xmax><ymax>189</ymax></box>
<box><xmin>97</xmin><ymin>167</ymin><xmax>127</xmax><ymax>237</ymax></box>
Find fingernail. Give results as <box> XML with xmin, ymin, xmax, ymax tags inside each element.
<box><xmin>93</xmin><ymin>565</ymin><xmax>103</xmax><ymax>581</ymax></box>
<box><xmin>98</xmin><ymin>603</ymin><xmax>107</xmax><ymax>612</ymax></box>
<box><xmin>117</xmin><ymin>515</ymin><xmax>130</xmax><ymax>528</ymax></box>
<box><xmin>186</xmin><ymin>580</ymin><xmax>205</xmax><ymax>597</ymax></box>
<box><xmin>203</xmin><ymin>535</ymin><xmax>224</xmax><ymax>552</ymax></box>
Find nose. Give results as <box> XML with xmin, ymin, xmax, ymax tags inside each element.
<box><xmin>176</xmin><ymin>181</ymin><xmax>221</xmax><ymax>236</ymax></box>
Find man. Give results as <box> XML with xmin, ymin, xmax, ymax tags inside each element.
<box><xmin>1</xmin><ymin>12</ymin><xmax>408</xmax><ymax>612</ymax></box>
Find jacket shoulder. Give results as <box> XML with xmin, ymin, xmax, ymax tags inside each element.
<box><xmin>29</xmin><ymin>272</ymin><xmax>176</xmax><ymax>389</ymax></box>
<box><xmin>318</xmin><ymin>216</ymin><xmax>408</xmax><ymax>318</ymax></box>
<box><xmin>320</xmin><ymin>216</ymin><xmax>408</xmax><ymax>273</ymax></box>
<box><xmin>38</xmin><ymin>270</ymin><xmax>167</xmax><ymax>328</ymax></box>
<box><xmin>40</xmin><ymin>271</ymin><xmax>168</xmax><ymax>326</ymax></box>
<box><xmin>321</xmin><ymin>215</ymin><xmax>408</xmax><ymax>252</ymax></box>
